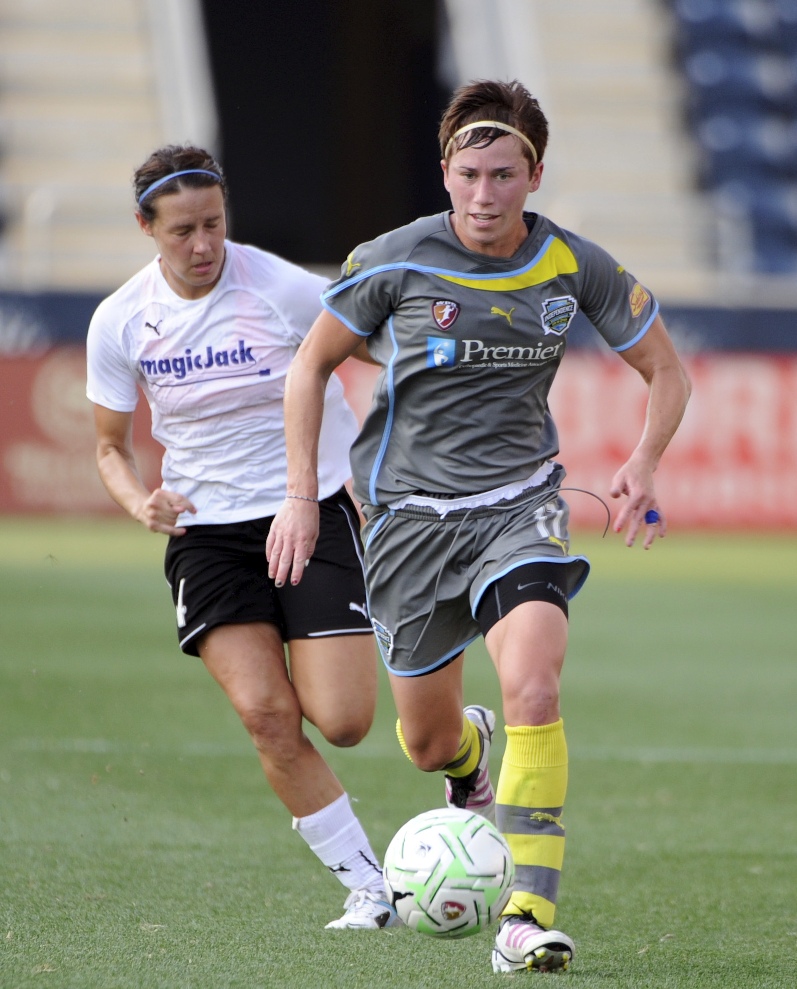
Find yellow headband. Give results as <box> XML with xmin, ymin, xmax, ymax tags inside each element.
<box><xmin>444</xmin><ymin>120</ymin><xmax>538</xmax><ymax>164</ymax></box>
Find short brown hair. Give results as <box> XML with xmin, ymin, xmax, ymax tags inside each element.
<box><xmin>438</xmin><ymin>79</ymin><xmax>548</xmax><ymax>170</ymax></box>
<box><xmin>134</xmin><ymin>145</ymin><xmax>227</xmax><ymax>221</ymax></box>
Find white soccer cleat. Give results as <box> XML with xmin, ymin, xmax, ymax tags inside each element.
<box><xmin>445</xmin><ymin>705</ymin><xmax>497</xmax><ymax>824</ymax></box>
<box><xmin>492</xmin><ymin>915</ymin><xmax>575</xmax><ymax>973</ymax></box>
<box><xmin>324</xmin><ymin>888</ymin><xmax>400</xmax><ymax>930</ymax></box>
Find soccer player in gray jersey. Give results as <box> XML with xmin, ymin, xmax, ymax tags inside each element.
<box><xmin>268</xmin><ymin>80</ymin><xmax>691</xmax><ymax>973</ymax></box>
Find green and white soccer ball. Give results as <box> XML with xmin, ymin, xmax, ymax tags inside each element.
<box><xmin>383</xmin><ymin>807</ymin><xmax>515</xmax><ymax>938</ymax></box>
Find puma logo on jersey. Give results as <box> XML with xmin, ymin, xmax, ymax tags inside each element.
<box><xmin>548</xmin><ymin>535</ymin><xmax>569</xmax><ymax>553</ymax></box>
<box><xmin>490</xmin><ymin>306</ymin><xmax>515</xmax><ymax>326</ymax></box>
<box><xmin>345</xmin><ymin>252</ymin><xmax>361</xmax><ymax>276</ymax></box>
<box><xmin>145</xmin><ymin>320</ymin><xmax>163</xmax><ymax>335</ymax></box>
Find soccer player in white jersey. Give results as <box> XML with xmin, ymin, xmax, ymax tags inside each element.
<box><xmin>267</xmin><ymin>81</ymin><xmax>692</xmax><ymax>973</ymax></box>
<box><xmin>86</xmin><ymin>145</ymin><xmax>398</xmax><ymax>931</ymax></box>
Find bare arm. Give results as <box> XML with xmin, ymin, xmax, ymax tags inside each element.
<box><xmin>266</xmin><ymin>309</ymin><xmax>365</xmax><ymax>585</ymax></box>
<box><xmin>611</xmin><ymin>315</ymin><xmax>691</xmax><ymax>548</ymax></box>
<box><xmin>350</xmin><ymin>336</ymin><xmax>380</xmax><ymax>365</ymax></box>
<box><xmin>94</xmin><ymin>404</ymin><xmax>196</xmax><ymax>535</ymax></box>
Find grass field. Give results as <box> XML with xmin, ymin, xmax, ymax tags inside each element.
<box><xmin>1</xmin><ymin>517</ymin><xmax>796</xmax><ymax>988</ymax></box>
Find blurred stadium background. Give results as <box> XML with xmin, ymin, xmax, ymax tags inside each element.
<box><xmin>1</xmin><ymin>7</ymin><xmax>795</xmax><ymax>986</ymax></box>
<box><xmin>0</xmin><ymin>0</ymin><xmax>796</xmax><ymax>529</ymax></box>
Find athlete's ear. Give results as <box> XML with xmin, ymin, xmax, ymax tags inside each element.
<box><xmin>529</xmin><ymin>161</ymin><xmax>544</xmax><ymax>194</ymax></box>
<box><xmin>135</xmin><ymin>211</ymin><xmax>154</xmax><ymax>237</ymax></box>
<box><xmin>441</xmin><ymin>158</ymin><xmax>450</xmax><ymax>192</ymax></box>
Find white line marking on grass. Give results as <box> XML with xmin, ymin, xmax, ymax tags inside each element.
<box><xmin>10</xmin><ymin>738</ymin><xmax>251</xmax><ymax>757</ymax></box>
<box><xmin>10</xmin><ymin>738</ymin><xmax>797</xmax><ymax>765</ymax></box>
<box><xmin>14</xmin><ymin>738</ymin><xmax>119</xmax><ymax>754</ymax></box>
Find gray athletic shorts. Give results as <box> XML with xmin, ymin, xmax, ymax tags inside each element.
<box><xmin>361</xmin><ymin>464</ymin><xmax>590</xmax><ymax>676</ymax></box>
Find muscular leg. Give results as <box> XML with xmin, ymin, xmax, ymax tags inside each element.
<box><xmin>288</xmin><ymin>634</ymin><xmax>377</xmax><ymax>748</ymax></box>
<box><xmin>486</xmin><ymin>601</ymin><xmax>567</xmax><ymax>727</ymax></box>
<box><xmin>485</xmin><ymin>601</ymin><xmax>569</xmax><ymax>929</ymax></box>
<box><xmin>200</xmin><ymin>622</ymin><xmax>387</xmax><ymax>913</ymax></box>
<box><xmin>387</xmin><ymin>653</ymin><xmax>466</xmax><ymax>771</ymax></box>
<box><xmin>199</xmin><ymin>622</ymin><xmax>343</xmax><ymax>818</ymax></box>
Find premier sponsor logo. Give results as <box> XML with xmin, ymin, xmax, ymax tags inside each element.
<box><xmin>140</xmin><ymin>340</ymin><xmax>259</xmax><ymax>380</ymax></box>
<box><xmin>425</xmin><ymin>337</ymin><xmax>564</xmax><ymax>369</ymax></box>
<box><xmin>426</xmin><ymin>336</ymin><xmax>456</xmax><ymax>367</ymax></box>
<box><xmin>460</xmin><ymin>339</ymin><xmax>564</xmax><ymax>363</ymax></box>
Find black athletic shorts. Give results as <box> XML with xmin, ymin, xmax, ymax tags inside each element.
<box><xmin>163</xmin><ymin>488</ymin><xmax>372</xmax><ymax>656</ymax></box>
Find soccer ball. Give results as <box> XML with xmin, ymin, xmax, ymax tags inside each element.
<box><xmin>383</xmin><ymin>807</ymin><xmax>515</xmax><ymax>938</ymax></box>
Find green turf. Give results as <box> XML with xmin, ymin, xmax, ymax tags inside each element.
<box><xmin>1</xmin><ymin>518</ymin><xmax>795</xmax><ymax>987</ymax></box>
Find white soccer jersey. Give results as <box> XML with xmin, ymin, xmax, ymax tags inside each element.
<box><xmin>87</xmin><ymin>241</ymin><xmax>358</xmax><ymax>525</ymax></box>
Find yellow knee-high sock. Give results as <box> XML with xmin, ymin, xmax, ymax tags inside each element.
<box><xmin>395</xmin><ymin>717</ymin><xmax>480</xmax><ymax>777</ymax></box>
<box><xmin>496</xmin><ymin>719</ymin><xmax>568</xmax><ymax>929</ymax></box>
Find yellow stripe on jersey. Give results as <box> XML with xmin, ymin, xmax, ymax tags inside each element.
<box><xmin>435</xmin><ymin>237</ymin><xmax>578</xmax><ymax>292</ymax></box>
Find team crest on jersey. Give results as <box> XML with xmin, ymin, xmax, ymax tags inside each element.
<box><xmin>432</xmin><ymin>299</ymin><xmax>460</xmax><ymax>330</ymax></box>
<box><xmin>371</xmin><ymin>618</ymin><xmax>394</xmax><ymax>659</ymax></box>
<box><xmin>629</xmin><ymin>281</ymin><xmax>650</xmax><ymax>318</ymax></box>
<box><xmin>541</xmin><ymin>295</ymin><xmax>577</xmax><ymax>336</ymax></box>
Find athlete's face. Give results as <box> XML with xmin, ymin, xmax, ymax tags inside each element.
<box><xmin>136</xmin><ymin>185</ymin><xmax>227</xmax><ymax>299</ymax></box>
<box><xmin>442</xmin><ymin>135</ymin><xmax>543</xmax><ymax>257</ymax></box>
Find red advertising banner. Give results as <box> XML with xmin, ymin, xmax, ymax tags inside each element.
<box><xmin>0</xmin><ymin>348</ymin><xmax>163</xmax><ymax>515</ymax></box>
<box><xmin>549</xmin><ymin>352</ymin><xmax>797</xmax><ymax>529</ymax></box>
<box><xmin>2</xmin><ymin>348</ymin><xmax>796</xmax><ymax>528</ymax></box>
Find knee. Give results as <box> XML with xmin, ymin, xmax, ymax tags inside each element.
<box><xmin>503</xmin><ymin>674</ymin><xmax>561</xmax><ymax>726</ymax></box>
<box><xmin>402</xmin><ymin>733</ymin><xmax>459</xmax><ymax>773</ymax></box>
<box><xmin>237</xmin><ymin>700</ymin><xmax>300</xmax><ymax>758</ymax></box>
<box><xmin>317</xmin><ymin>712</ymin><xmax>373</xmax><ymax>749</ymax></box>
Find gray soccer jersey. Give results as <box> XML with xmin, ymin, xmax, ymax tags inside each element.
<box><xmin>322</xmin><ymin>212</ymin><xmax>658</xmax><ymax>507</ymax></box>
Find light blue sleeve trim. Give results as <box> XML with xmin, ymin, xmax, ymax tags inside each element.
<box><xmin>471</xmin><ymin>555</ymin><xmax>591</xmax><ymax>616</ymax></box>
<box><xmin>321</xmin><ymin>299</ymin><xmax>371</xmax><ymax>337</ymax></box>
<box><xmin>611</xmin><ymin>299</ymin><xmax>660</xmax><ymax>353</ymax></box>
<box><xmin>383</xmin><ymin>635</ymin><xmax>481</xmax><ymax>677</ymax></box>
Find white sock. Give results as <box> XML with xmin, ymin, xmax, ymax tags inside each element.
<box><xmin>293</xmin><ymin>792</ymin><xmax>383</xmax><ymax>894</ymax></box>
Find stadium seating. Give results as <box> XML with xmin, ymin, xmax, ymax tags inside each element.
<box><xmin>667</xmin><ymin>0</ymin><xmax>797</xmax><ymax>271</ymax></box>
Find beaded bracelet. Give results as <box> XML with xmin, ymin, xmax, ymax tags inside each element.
<box><xmin>286</xmin><ymin>493</ymin><xmax>319</xmax><ymax>503</ymax></box>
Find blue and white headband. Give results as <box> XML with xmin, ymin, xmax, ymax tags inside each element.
<box><xmin>137</xmin><ymin>169</ymin><xmax>221</xmax><ymax>204</ymax></box>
